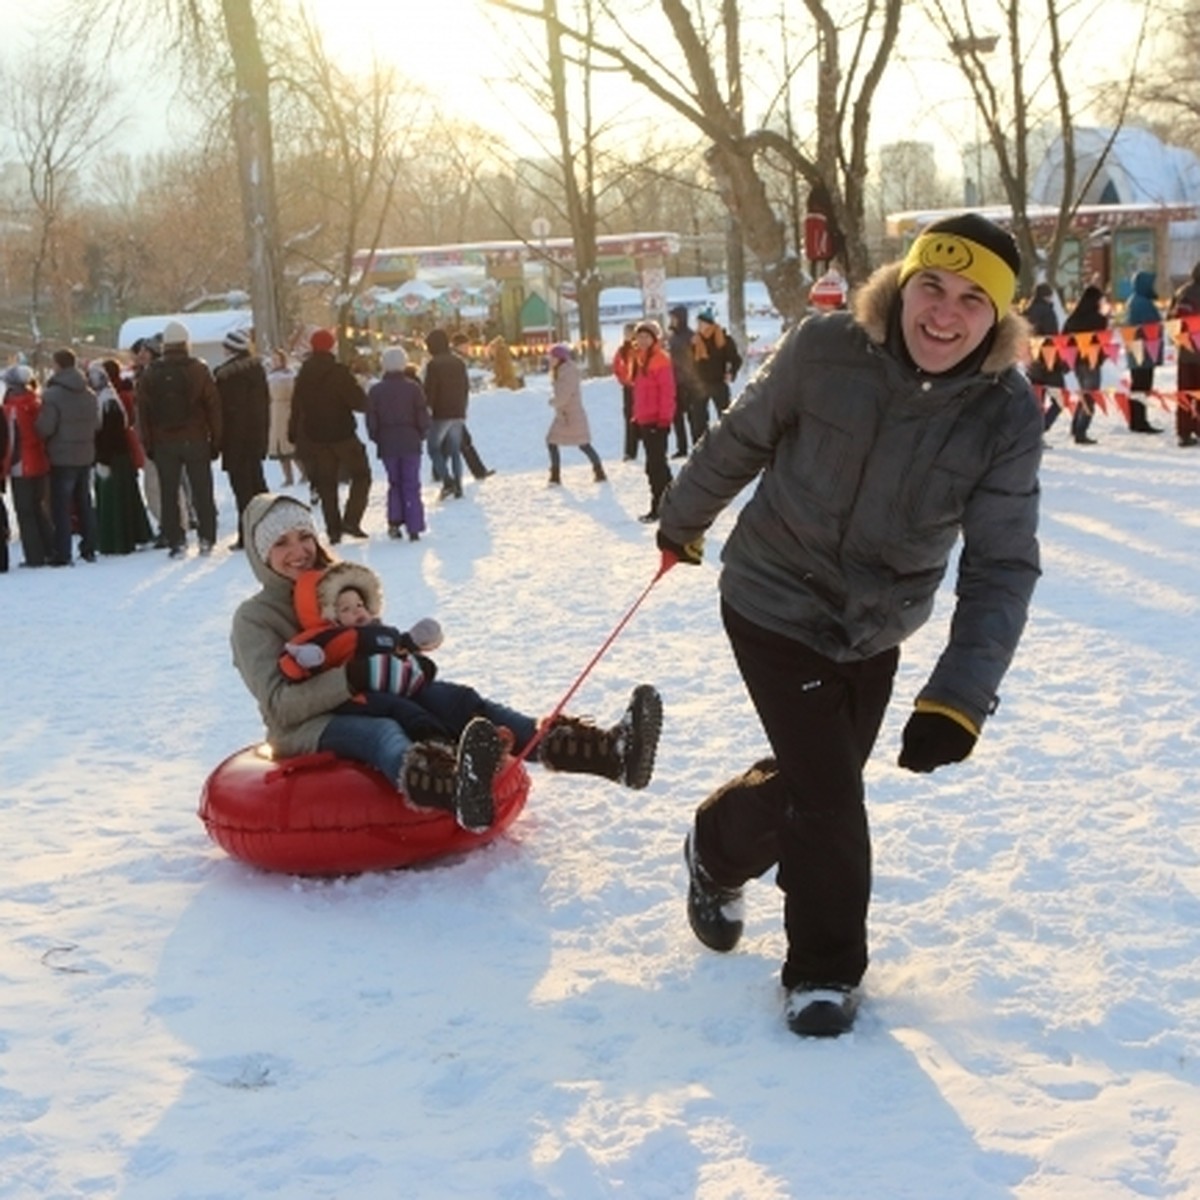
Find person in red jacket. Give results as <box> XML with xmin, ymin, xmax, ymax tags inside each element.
<box><xmin>1</xmin><ymin>365</ymin><xmax>53</xmax><ymax>567</ymax></box>
<box><xmin>630</xmin><ymin>320</ymin><xmax>677</xmax><ymax>522</ymax></box>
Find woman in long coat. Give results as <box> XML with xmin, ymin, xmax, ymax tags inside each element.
<box><xmin>267</xmin><ymin>349</ymin><xmax>301</xmax><ymax>486</ymax></box>
<box><xmin>546</xmin><ymin>344</ymin><xmax>605</xmax><ymax>485</ymax></box>
<box><xmin>92</xmin><ymin>361</ymin><xmax>154</xmax><ymax>555</ymax></box>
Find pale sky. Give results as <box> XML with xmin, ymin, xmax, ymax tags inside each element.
<box><xmin>0</xmin><ymin>0</ymin><xmax>1147</xmax><ymax>181</ymax></box>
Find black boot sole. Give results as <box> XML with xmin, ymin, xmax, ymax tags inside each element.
<box><xmin>623</xmin><ymin>685</ymin><xmax>663</xmax><ymax>790</ymax></box>
<box><xmin>683</xmin><ymin>832</ymin><xmax>744</xmax><ymax>952</ymax></box>
<box><xmin>455</xmin><ymin>718</ymin><xmax>502</xmax><ymax>833</ymax></box>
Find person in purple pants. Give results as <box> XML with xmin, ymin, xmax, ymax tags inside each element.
<box><xmin>366</xmin><ymin>346</ymin><xmax>429</xmax><ymax>541</ymax></box>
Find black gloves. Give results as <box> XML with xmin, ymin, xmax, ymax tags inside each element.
<box><xmin>898</xmin><ymin>708</ymin><xmax>978</xmax><ymax>773</ymax></box>
<box><xmin>656</xmin><ymin>530</ymin><xmax>704</xmax><ymax>567</ymax></box>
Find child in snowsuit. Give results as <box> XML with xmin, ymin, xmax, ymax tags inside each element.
<box><xmin>280</xmin><ymin>561</ymin><xmax>535</xmax><ymax>751</ymax></box>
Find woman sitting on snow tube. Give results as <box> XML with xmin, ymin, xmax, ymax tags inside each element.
<box><xmin>230</xmin><ymin>493</ymin><xmax>663</xmax><ymax>831</ymax></box>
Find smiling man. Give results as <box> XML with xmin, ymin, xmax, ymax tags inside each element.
<box><xmin>654</xmin><ymin>212</ymin><xmax>1042</xmax><ymax>1038</ymax></box>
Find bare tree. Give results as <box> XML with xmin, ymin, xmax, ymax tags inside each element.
<box><xmin>78</xmin><ymin>0</ymin><xmax>287</xmax><ymax>349</ymax></box>
<box><xmin>1</xmin><ymin>25</ymin><xmax>118</xmax><ymax>353</ymax></box>
<box><xmin>1136</xmin><ymin>0</ymin><xmax>1200</xmax><ymax>147</ymax></box>
<box><xmin>275</xmin><ymin>16</ymin><xmax>409</xmax><ymax>356</ymax></box>
<box><xmin>487</xmin><ymin>0</ymin><xmax>902</xmax><ymax>322</ymax></box>
<box><xmin>218</xmin><ymin>0</ymin><xmax>286</xmax><ymax>350</ymax></box>
<box><xmin>927</xmin><ymin>0</ymin><xmax>1147</xmax><ymax>292</ymax></box>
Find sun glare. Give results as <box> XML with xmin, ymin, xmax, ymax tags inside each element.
<box><xmin>300</xmin><ymin>0</ymin><xmax>499</xmax><ymax>107</ymax></box>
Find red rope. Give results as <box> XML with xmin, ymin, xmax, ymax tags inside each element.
<box><xmin>501</xmin><ymin>554</ymin><xmax>675</xmax><ymax>775</ymax></box>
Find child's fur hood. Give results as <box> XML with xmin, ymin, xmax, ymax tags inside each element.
<box><xmin>851</xmin><ymin>263</ymin><xmax>1030</xmax><ymax>376</ymax></box>
<box><xmin>296</xmin><ymin>561</ymin><xmax>384</xmax><ymax>627</ymax></box>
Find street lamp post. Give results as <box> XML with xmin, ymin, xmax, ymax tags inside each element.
<box><xmin>531</xmin><ymin>216</ymin><xmax>551</xmax><ymax>345</ymax></box>
<box><xmin>949</xmin><ymin>34</ymin><xmax>999</xmax><ymax>207</ymax></box>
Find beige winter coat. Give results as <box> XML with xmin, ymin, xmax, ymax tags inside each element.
<box><xmin>546</xmin><ymin>359</ymin><xmax>592</xmax><ymax>446</ymax></box>
<box><xmin>229</xmin><ymin>493</ymin><xmax>349</xmax><ymax>757</ymax></box>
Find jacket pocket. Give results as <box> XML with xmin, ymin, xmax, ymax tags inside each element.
<box><xmin>908</xmin><ymin>463</ymin><xmax>975</xmax><ymax>532</ymax></box>
<box><xmin>791</xmin><ymin>413</ymin><xmax>854</xmax><ymax>509</ymax></box>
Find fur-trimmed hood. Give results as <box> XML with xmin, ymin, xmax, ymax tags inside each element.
<box><xmin>851</xmin><ymin>263</ymin><xmax>1030</xmax><ymax>377</ymax></box>
<box><xmin>295</xmin><ymin>561</ymin><xmax>384</xmax><ymax>627</ymax></box>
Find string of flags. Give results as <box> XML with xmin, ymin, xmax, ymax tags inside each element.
<box><xmin>1031</xmin><ymin>384</ymin><xmax>1197</xmax><ymax>419</ymax></box>
<box><xmin>1027</xmin><ymin>313</ymin><xmax>1200</xmax><ymax>416</ymax></box>
<box><xmin>1028</xmin><ymin>314</ymin><xmax>1200</xmax><ymax>371</ymax></box>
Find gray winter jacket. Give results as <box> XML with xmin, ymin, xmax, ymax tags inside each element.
<box><xmin>658</xmin><ymin>264</ymin><xmax>1042</xmax><ymax>730</ymax></box>
<box><xmin>229</xmin><ymin>493</ymin><xmax>351</xmax><ymax>757</ymax></box>
<box><xmin>35</xmin><ymin>366</ymin><xmax>97</xmax><ymax>467</ymax></box>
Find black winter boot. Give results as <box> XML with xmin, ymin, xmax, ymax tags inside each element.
<box><xmin>539</xmin><ymin>685</ymin><xmax>662</xmax><ymax>789</ymax></box>
<box><xmin>784</xmin><ymin>984</ymin><xmax>860</xmax><ymax>1038</ymax></box>
<box><xmin>453</xmin><ymin>717</ymin><xmax>502</xmax><ymax>833</ymax></box>
<box><xmin>683</xmin><ymin>829</ymin><xmax>744</xmax><ymax>952</ymax></box>
<box><xmin>401</xmin><ymin>741</ymin><xmax>457</xmax><ymax>815</ymax></box>
<box><xmin>401</xmin><ymin>721</ymin><xmax>502</xmax><ymax>833</ymax></box>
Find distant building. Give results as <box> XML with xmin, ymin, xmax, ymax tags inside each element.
<box><xmin>1031</xmin><ymin>126</ymin><xmax>1200</xmax><ymax>289</ymax></box>
<box><xmin>878</xmin><ymin>141</ymin><xmax>942</xmax><ymax>216</ymax></box>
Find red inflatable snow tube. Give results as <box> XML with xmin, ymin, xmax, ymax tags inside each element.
<box><xmin>199</xmin><ymin>745</ymin><xmax>531</xmax><ymax>876</ymax></box>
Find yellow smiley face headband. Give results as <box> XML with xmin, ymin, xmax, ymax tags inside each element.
<box><xmin>899</xmin><ymin>231</ymin><xmax>1017</xmax><ymax>318</ymax></box>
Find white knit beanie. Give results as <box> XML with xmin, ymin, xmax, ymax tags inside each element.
<box><xmin>381</xmin><ymin>345</ymin><xmax>408</xmax><ymax>373</ymax></box>
<box><xmin>162</xmin><ymin>320</ymin><xmax>190</xmax><ymax>347</ymax></box>
<box><xmin>253</xmin><ymin>498</ymin><xmax>317</xmax><ymax>562</ymax></box>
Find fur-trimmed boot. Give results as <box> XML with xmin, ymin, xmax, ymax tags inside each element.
<box><xmin>401</xmin><ymin>718</ymin><xmax>504</xmax><ymax>833</ymax></box>
<box><xmin>538</xmin><ymin>684</ymin><xmax>663</xmax><ymax>790</ymax></box>
<box><xmin>401</xmin><ymin>740</ymin><xmax>458</xmax><ymax>815</ymax></box>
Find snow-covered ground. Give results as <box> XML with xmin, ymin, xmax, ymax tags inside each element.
<box><xmin>2</xmin><ymin>349</ymin><xmax>1199</xmax><ymax>1199</ymax></box>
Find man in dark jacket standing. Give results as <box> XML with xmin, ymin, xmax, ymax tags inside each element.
<box><xmin>657</xmin><ymin>213</ymin><xmax>1041</xmax><ymax>1038</ymax></box>
<box><xmin>691</xmin><ymin>308</ymin><xmax>743</xmax><ymax>439</ymax></box>
<box><xmin>35</xmin><ymin>348</ymin><xmax>99</xmax><ymax>565</ymax></box>
<box><xmin>135</xmin><ymin>320</ymin><xmax>222</xmax><ymax>557</ymax></box>
<box><xmin>1168</xmin><ymin>262</ymin><xmax>1200</xmax><ymax>447</ymax></box>
<box><xmin>1024</xmin><ymin>282</ymin><xmax>1066</xmax><ymax>433</ymax></box>
<box><xmin>214</xmin><ymin>328</ymin><xmax>270</xmax><ymax>548</ymax></box>
<box><xmin>289</xmin><ymin>328</ymin><xmax>370</xmax><ymax>542</ymax></box>
<box><xmin>423</xmin><ymin>328</ymin><xmax>469</xmax><ymax>499</ymax></box>
<box><xmin>666</xmin><ymin>304</ymin><xmax>699</xmax><ymax>458</ymax></box>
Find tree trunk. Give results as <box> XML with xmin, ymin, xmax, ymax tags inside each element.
<box><xmin>706</xmin><ymin>143</ymin><xmax>808</xmax><ymax>323</ymax></box>
<box><xmin>726</xmin><ymin>213</ymin><xmax>746</xmax><ymax>348</ymax></box>
<box><xmin>220</xmin><ymin>0</ymin><xmax>285</xmax><ymax>352</ymax></box>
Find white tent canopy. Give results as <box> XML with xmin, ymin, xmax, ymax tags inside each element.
<box><xmin>117</xmin><ymin>309</ymin><xmax>254</xmax><ymax>368</ymax></box>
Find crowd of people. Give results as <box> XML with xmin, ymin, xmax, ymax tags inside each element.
<box><xmin>1020</xmin><ymin>265</ymin><xmax>1200</xmax><ymax>448</ymax></box>
<box><xmin>0</xmin><ymin>321</ymin><xmax>516</xmax><ymax>571</ymax></box>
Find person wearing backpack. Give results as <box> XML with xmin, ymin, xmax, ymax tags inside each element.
<box><xmin>135</xmin><ymin>319</ymin><xmax>223</xmax><ymax>558</ymax></box>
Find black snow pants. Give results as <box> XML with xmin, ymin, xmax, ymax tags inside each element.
<box><xmin>692</xmin><ymin>601</ymin><xmax>899</xmax><ymax>989</ymax></box>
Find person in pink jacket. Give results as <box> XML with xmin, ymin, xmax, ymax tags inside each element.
<box><xmin>629</xmin><ymin>320</ymin><xmax>677</xmax><ymax>522</ymax></box>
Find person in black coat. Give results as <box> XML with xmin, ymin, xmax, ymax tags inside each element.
<box><xmin>1062</xmin><ymin>285</ymin><xmax>1109</xmax><ymax>445</ymax></box>
<box><xmin>1025</xmin><ymin>283</ymin><xmax>1066</xmax><ymax>433</ymax></box>
<box><xmin>289</xmin><ymin>328</ymin><xmax>371</xmax><ymax>541</ymax></box>
<box><xmin>667</xmin><ymin>305</ymin><xmax>699</xmax><ymax>457</ymax></box>
<box><xmin>214</xmin><ymin>329</ymin><xmax>271</xmax><ymax>548</ymax></box>
<box><xmin>423</xmin><ymin>328</ymin><xmax>470</xmax><ymax>499</ymax></box>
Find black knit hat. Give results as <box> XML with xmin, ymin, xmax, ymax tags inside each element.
<box><xmin>899</xmin><ymin>212</ymin><xmax>1021</xmax><ymax>316</ymax></box>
